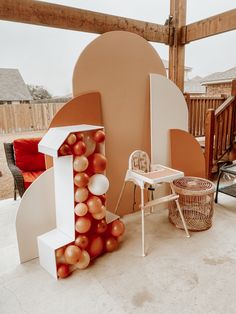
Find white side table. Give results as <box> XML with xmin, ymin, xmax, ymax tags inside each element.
<box><xmin>115</xmin><ymin>164</ymin><xmax>190</xmax><ymax>256</ymax></box>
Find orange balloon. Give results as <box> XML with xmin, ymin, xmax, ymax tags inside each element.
<box><xmin>64</xmin><ymin>245</ymin><xmax>81</xmax><ymax>265</ymax></box>
<box><xmin>95</xmin><ymin>219</ymin><xmax>107</xmax><ymax>234</ymax></box>
<box><xmin>74</xmin><ymin>173</ymin><xmax>89</xmax><ymax>188</ymax></box>
<box><xmin>92</xmin><ymin>205</ymin><xmax>106</xmax><ymax>220</ymax></box>
<box><xmin>89</xmin><ymin>153</ymin><xmax>107</xmax><ymax>173</ymax></box>
<box><xmin>57</xmin><ymin>264</ymin><xmax>70</xmax><ymax>279</ymax></box>
<box><xmin>73</xmin><ymin>156</ymin><xmax>89</xmax><ymax>172</ymax></box>
<box><xmin>59</xmin><ymin>144</ymin><xmax>72</xmax><ymax>156</ymax></box>
<box><xmin>55</xmin><ymin>247</ymin><xmax>65</xmax><ymax>258</ymax></box>
<box><xmin>74</xmin><ymin>203</ymin><xmax>88</xmax><ymax>216</ymax></box>
<box><xmin>66</xmin><ymin>133</ymin><xmax>77</xmax><ymax>146</ymax></box>
<box><xmin>105</xmin><ymin>237</ymin><xmax>118</xmax><ymax>252</ymax></box>
<box><xmin>74</xmin><ymin>187</ymin><xmax>89</xmax><ymax>203</ymax></box>
<box><xmin>110</xmin><ymin>220</ymin><xmax>125</xmax><ymax>237</ymax></box>
<box><xmin>75</xmin><ymin>217</ymin><xmax>92</xmax><ymax>233</ymax></box>
<box><xmin>75</xmin><ymin>250</ymin><xmax>90</xmax><ymax>269</ymax></box>
<box><xmin>76</xmin><ymin>132</ymin><xmax>84</xmax><ymax>141</ymax></box>
<box><xmin>75</xmin><ymin>235</ymin><xmax>89</xmax><ymax>249</ymax></box>
<box><xmin>73</xmin><ymin>141</ymin><xmax>86</xmax><ymax>156</ymax></box>
<box><xmin>89</xmin><ymin>236</ymin><xmax>103</xmax><ymax>258</ymax></box>
<box><xmin>87</xmin><ymin>196</ymin><xmax>103</xmax><ymax>214</ymax></box>
<box><xmin>93</xmin><ymin>130</ymin><xmax>105</xmax><ymax>143</ymax></box>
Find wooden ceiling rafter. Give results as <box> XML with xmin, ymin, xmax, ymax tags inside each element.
<box><xmin>0</xmin><ymin>0</ymin><xmax>170</xmax><ymax>44</ymax></box>
<box><xmin>0</xmin><ymin>0</ymin><xmax>235</xmax><ymax>91</ymax></box>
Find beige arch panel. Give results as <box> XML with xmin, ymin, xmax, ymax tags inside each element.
<box><xmin>170</xmin><ymin>129</ymin><xmax>205</xmax><ymax>178</ymax></box>
<box><xmin>150</xmin><ymin>74</ymin><xmax>188</xmax><ymax>166</ymax></box>
<box><xmin>16</xmin><ymin>168</ymin><xmax>56</xmax><ymax>263</ymax></box>
<box><xmin>73</xmin><ymin>31</ymin><xmax>166</xmax><ymax>214</ymax></box>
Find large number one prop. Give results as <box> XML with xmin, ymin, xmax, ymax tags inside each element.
<box><xmin>38</xmin><ymin>125</ymin><xmax>125</xmax><ymax>279</ymax></box>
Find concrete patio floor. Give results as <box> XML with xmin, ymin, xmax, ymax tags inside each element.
<box><xmin>0</xmin><ymin>194</ymin><xmax>236</xmax><ymax>314</ymax></box>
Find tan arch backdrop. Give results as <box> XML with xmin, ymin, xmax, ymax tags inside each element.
<box><xmin>72</xmin><ymin>31</ymin><xmax>166</xmax><ymax>214</ymax></box>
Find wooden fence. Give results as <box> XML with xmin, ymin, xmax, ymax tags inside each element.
<box><xmin>0</xmin><ymin>102</ymin><xmax>65</xmax><ymax>133</ymax></box>
<box><xmin>185</xmin><ymin>95</ymin><xmax>226</xmax><ymax>137</ymax></box>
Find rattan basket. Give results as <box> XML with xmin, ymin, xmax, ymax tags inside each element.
<box><xmin>169</xmin><ymin>176</ymin><xmax>216</xmax><ymax>231</ymax></box>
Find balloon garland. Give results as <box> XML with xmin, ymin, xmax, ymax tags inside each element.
<box><xmin>55</xmin><ymin>130</ymin><xmax>125</xmax><ymax>279</ymax></box>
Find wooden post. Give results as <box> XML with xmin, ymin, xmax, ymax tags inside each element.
<box><xmin>231</xmin><ymin>80</ymin><xmax>236</xmax><ymax>138</ymax></box>
<box><xmin>231</xmin><ymin>80</ymin><xmax>236</xmax><ymax>97</ymax></box>
<box><xmin>205</xmin><ymin>109</ymin><xmax>215</xmax><ymax>179</ymax></box>
<box><xmin>169</xmin><ymin>0</ymin><xmax>186</xmax><ymax>92</ymax></box>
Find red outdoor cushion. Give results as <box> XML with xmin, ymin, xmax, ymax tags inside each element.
<box><xmin>13</xmin><ymin>138</ymin><xmax>46</xmax><ymax>172</ymax></box>
<box><xmin>22</xmin><ymin>171</ymin><xmax>44</xmax><ymax>189</ymax></box>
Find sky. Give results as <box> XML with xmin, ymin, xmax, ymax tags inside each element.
<box><xmin>1</xmin><ymin>0</ymin><xmax>235</xmax><ymax>96</ymax></box>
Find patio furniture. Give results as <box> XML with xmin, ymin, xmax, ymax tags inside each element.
<box><xmin>169</xmin><ymin>176</ymin><xmax>216</xmax><ymax>231</ymax></box>
<box><xmin>215</xmin><ymin>162</ymin><xmax>236</xmax><ymax>203</ymax></box>
<box><xmin>4</xmin><ymin>138</ymin><xmax>46</xmax><ymax>200</ymax></box>
<box><xmin>115</xmin><ymin>150</ymin><xmax>190</xmax><ymax>256</ymax></box>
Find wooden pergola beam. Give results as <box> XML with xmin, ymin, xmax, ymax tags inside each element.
<box><xmin>182</xmin><ymin>8</ymin><xmax>236</xmax><ymax>44</ymax></box>
<box><xmin>0</xmin><ymin>0</ymin><xmax>170</xmax><ymax>44</ymax></box>
<box><xmin>169</xmin><ymin>0</ymin><xmax>186</xmax><ymax>92</ymax></box>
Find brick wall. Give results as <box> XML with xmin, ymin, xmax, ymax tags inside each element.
<box><xmin>205</xmin><ymin>82</ymin><xmax>232</xmax><ymax>97</ymax></box>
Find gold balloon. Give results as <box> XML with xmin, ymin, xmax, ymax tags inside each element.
<box><xmin>74</xmin><ymin>203</ymin><xmax>88</xmax><ymax>216</ymax></box>
<box><xmin>73</xmin><ymin>156</ymin><xmax>89</xmax><ymax>172</ymax></box>
<box><xmin>75</xmin><ymin>250</ymin><xmax>90</xmax><ymax>269</ymax></box>
<box><xmin>64</xmin><ymin>245</ymin><xmax>81</xmax><ymax>265</ymax></box>
<box><xmin>74</xmin><ymin>187</ymin><xmax>89</xmax><ymax>203</ymax></box>
<box><xmin>66</xmin><ymin>133</ymin><xmax>77</xmax><ymax>146</ymax></box>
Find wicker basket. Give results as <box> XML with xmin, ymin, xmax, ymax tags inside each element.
<box><xmin>169</xmin><ymin>176</ymin><xmax>216</xmax><ymax>231</ymax></box>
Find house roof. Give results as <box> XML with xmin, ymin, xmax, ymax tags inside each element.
<box><xmin>184</xmin><ymin>76</ymin><xmax>206</xmax><ymax>94</ymax></box>
<box><xmin>0</xmin><ymin>68</ymin><xmax>32</xmax><ymax>101</ymax></box>
<box><xmin>201</xmin><ymin>66</ymin><xmax>236</xmax><ymax>85</ymax></box>
<box><xmin>162</xmin><ymin>59</ymin><xmax>192</xmax><ymax>71</ymax></box>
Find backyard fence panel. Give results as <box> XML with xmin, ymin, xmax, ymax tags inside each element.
<box><xmin>0</xmin><ymin>102</ymin><xmax>65</xmax><ymax>134</ymax></box>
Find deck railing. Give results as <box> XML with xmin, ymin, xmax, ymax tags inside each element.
<box><xmin>204</xmin><ymin>95</ymin><xmax>236</xmax><ymax>178</ymax></box>
<box><xmin>185</xmin><ymin>94</ymin><xmax>226</xmax><ymax>137</ymax></box>
<box><xmin>203</xmin><ymin>81</ymin><xmax>236</xmax><ymax>178</ymax></box>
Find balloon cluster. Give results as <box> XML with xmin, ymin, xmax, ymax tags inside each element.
<box><xmin>56</xmin><ymin>129</ymin><xmax>125</xmax><ymax>279</ymax></box>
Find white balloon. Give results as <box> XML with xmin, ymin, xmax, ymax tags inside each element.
<box><xmin>88</xmin><ymin>174</ymin><xmax>109</xmax><ymax>195</ymax></box>
<box><xmin>84</xmin><ymin>134</ymin><xmax>96</xmax><ymax>157</ymax></box>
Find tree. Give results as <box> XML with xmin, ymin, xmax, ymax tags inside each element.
<box><xmin>27</xmin><ymin>84</ymin><xmax>52</xmax><ymax>100</ymax></box>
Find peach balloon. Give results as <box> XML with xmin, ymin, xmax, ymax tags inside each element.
<box><xmin>66</xmin><ymin>133</ymin><xmax>77</xmax><ymax>146</ymax></box>
<box><xmin>75</xmin><ymin>235</ymin><xmax>89</xmax><ymax>249</ymax></box>
<box><xmin>73</xmin><ymin>156</ymin><xmax>89</xmax><ymax>172</ymax></box>
<box><xmin>75</xmin><ymin>217</ymin><xmax>92</xmax><ymax>233</ymax></box>
<box><xmin>92</xmin><ymin>205</ymin><xmax>106</xmax><ymax>220</ymax></box>
<box><xmin>73</xmin><ymin>141</ymin><xmax>86</xmax><ymax>156</ymax></box>
<box><xmin>74</xmin><ymin>203</ymin><xmax>88</xmax><ymax>216</ymax></box>
<box><xmin>84</xmin><ymin>134</ymin><xmax>96</xmax><ymax>156</ymax></box>
<box><xmin>64</xmin><ymin>245</ymin><xmax>81</xmax><ymax>265</ymax></box>
<box><xmin>87</xmin><ymin>196</ymin><xmax>103</xmax><ymax>214</ymax></box>
<box><xmin>111</xmin><ymin>220</ymin><xmax>125</xmax><ymax>237</ymax></box>
<box><xmin>89</xmin><ymin>236</ymin><xmax>103</xmax><ymax>257</ymax></box>
<box><xmin>89</xmin><ymin>153</ymin><xmax>107</xmax><ymax>173</ymax></box>
<box><xmin>74</xmin><ymin>173</ymin><xmax>89</xmax><ymax>188</ymax></box>
<box><xmin>74</xmin><ymin>187</ymin><xmax>89</xmax><ymax>203</ymax></box>
<box><xmin>75</xmin><ymin>250</ymin><xmax>90</xmax><ymax>269</ymax></box>
<box><xmin>88</xmin><ymin>174</ymin><xmax>109</xmax><ymax>195</ymax></box>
